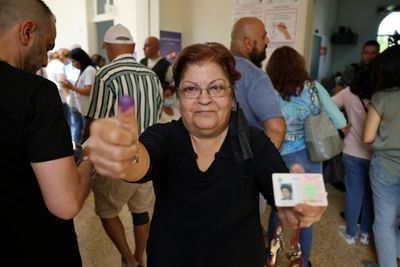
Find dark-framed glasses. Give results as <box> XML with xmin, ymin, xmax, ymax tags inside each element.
<box><xmin>178</xmin><ymin>79</ymin><xmax>231</xmax><ymax>99</ymax></box>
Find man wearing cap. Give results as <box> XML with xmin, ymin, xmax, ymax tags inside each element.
<box><xmin>140</xmin><ymin>36</ymin><xmax>173</xmax><ymax>87</ymax></box>
<box><xmin>85</xmin><ymin>24</ymin><xmax>162</xmax><ymax>267</ymax></box>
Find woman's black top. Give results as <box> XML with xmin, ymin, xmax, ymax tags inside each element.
<box><xmin>139</xmin><ymin>119</ymin><xmax>288</xmax><ymax>267</ymax></box>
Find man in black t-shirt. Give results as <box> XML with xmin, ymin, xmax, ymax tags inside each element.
<box><xmin>0</xmin><ymin>1</ymin><xmax>93</xmax><ymax>266</ymax></box>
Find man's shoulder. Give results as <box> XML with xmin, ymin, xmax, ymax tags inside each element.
<box><xmin>159</xmin><ymin>57</ymin><xmax>171</xmax><ymax>65</ymax></box>
<box><xmin>234</xmin><ymin>56</ymin><xmax>265</xmax><ymax>77</ymax></box>
<box><xmin>1</xmin><ymin>62</ymin><xmax>52</xmax><ymax>87</ymax></box>
<box><xmin>97</xmin><ymin>57</ymin><xmax>156</xmax><ymax>78</ymax></box>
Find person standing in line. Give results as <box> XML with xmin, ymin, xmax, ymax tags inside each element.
<box><xmin>91</xmin><ymin>53</ymin><xmax>106</xmax><ymax>69</ymax></box>
<box><xmin>60</xmin><ymin>48</ymin><xmax>97</xmax><ymax>145</ymax></box>
<box><xmin>363</xmin><ymin>45</ymin><xmax>400</xmax><ymax>267</ymax></box>
<box><xmin>230</xmin><ymin>17</ymin><xmax>285</xmax><ymax>149</ymax></box>
<box><xmin>140</xmin><ymin>36</ymin><xmax>173</xmax><ymax>87</ymax></box>
<box><xmin>46</xmin><ymin>48</ymin><xmax>71</xmax><ymax>123</ymax></box>
<box><xmin>159</xmin><ymin>85</ymin><xmax>181</xmax><ymax>123</ymax></box>
<box><xmin>0</xmin><ymin>0</ymin><xmax>94</xmax><ymax>266</ymax></box>
<box><xmin>85</xmin><ymin>24</ymin><xmax>163</xmax><ymax>267</ymax></box>
<box><xmin>266</xmin><ymin>46</ymin><xmax>346</xmax><ymax>267</ymax></box>
<box><xmin>333</xmin><ymin>40</ymin><xmax>380</xmax><ymax>95</ymax></box>
<box><xmin>332</xmin><ymin>65</ymin><xmax>374</xmax><ymax>246</ymax></box>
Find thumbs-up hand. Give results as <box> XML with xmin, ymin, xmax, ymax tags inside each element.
<box><xmin>88</xmin><ymin>96</ymin><xmax>140</xmax><ymax>179</ymax></box>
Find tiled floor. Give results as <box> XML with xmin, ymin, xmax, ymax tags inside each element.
<box><xmin>75</xmin><ymin>184</ymin><xmax>381</xmax><ymax>267</ymax></box>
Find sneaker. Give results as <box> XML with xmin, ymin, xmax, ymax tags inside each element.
<box><xmin>338</xmin><ymin>224</ymin><xmax>356</xmax><ymax>245</ymax></box>
<box><xmin>360</xmin><ymin>233</ymin><xmax>371</xmax><ymax>245</ymax></box>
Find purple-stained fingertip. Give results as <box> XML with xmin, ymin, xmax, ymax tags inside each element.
<box><xmin>118</xmin><ymin>96</ymin><xmax>134</xmax><ymax>112</ymax></box>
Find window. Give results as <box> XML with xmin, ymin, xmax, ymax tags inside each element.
<box><xmin>377</xmin><ymin>12</ymin><xmax>400</xmax><ymax>51</ymax></box>
<box><xmin>97</xmin><ymin>0</ymin><xmax>114</xmax><ymax>15</ymax></box>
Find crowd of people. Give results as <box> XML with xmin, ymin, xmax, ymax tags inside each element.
<box><xmin>1</xmin><ymin>1</ymin><xmax>399</xmax><ymax>267</ymax></box>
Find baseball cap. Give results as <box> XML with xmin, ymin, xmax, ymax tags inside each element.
<box><xmin>103</xmin><ymin>24</ymin><xmax>134</xmax><ymax>44</ymax></box>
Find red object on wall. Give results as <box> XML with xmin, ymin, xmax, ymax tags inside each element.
<box><xmin>320</xmin><ymin>46</ymin><xmax>327</xmax><ymax>56</ymax></box>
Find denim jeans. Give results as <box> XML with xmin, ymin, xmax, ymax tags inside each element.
<box><xmin>267</xmin><ymin>149</ymin><xmax>322</xmax><ymax>267</ymax></box>
<box><xmin>342</xmin><ymin>153</ymin><xmax>373</xmax><ymax>236</ymax></box>
<box><xmin>70</xmin><ymin>107</ymin><xmax>86</xmax><ymax>144</ymax></box>
<box><xmin>370</xmin><ymin>153</ymin><xmax>400</xmax><ymax>267</ymax></box>
<box><xmin>62</xmin><ymin>103</ymin><xmax>71</xmax><ymax>127</ymax></box>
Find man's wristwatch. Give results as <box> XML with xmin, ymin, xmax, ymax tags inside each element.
<box><xmin>73</xmin><ymin>143</ymin><xmax>90</xmax><ymax>166</ymax></box>
<box><xmin>77</xmin><ymin>155</ymin><xmax>90</xmax><ymax>166</ymax></box>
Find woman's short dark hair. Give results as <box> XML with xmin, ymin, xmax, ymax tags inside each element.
<box><xmin>349</xmin><ymin>64</ymin><xmax>373</xmax><ymax>100</ymax></box>
<box><xmin>266</xmin><ymin>46</ymin><xmax>311</xmax><ymax>100</ymax></box>
<box><xmin>173</xmin><ymin>42</ymin><xmax>241</xmax><ymax>87</ymax></box>
<box><xmin>280</xmin><ymin>183</ymin><xmax>292</xmax><ymax>193</ymax></box>
<box><xmin>91</xmin><ymin>53</ymin><xmax>106</xmax><ymax>68</ymax></box>
<box><xmin>371</xmin><ymin>45</ymin><xmax>400</xmax><ymax>92</ymax></box>
<box><xmin>68</xmin><ymin>48</ymin><xmax>95</xmax><ymax>73</ymax></box>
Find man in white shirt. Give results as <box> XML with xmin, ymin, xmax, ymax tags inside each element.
<box><xmin>46</xmin><ymin>48</ymin><xmax>71</xmax><ymax>123</ymax></box>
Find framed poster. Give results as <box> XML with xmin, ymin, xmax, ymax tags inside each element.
<box><xmin>160</xmin><ymin>30</ymin><xmax>182</xmax><ymax>64</ymax></box>
<box><xmin>233</xmin><ymin>0</ymin><xmax>300</xmax><ymax>49</ymax></box>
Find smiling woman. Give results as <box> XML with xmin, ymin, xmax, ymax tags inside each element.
<box><xmin>87</xmin><ymin>42</ymin><xmax>327</xmax><ymax>267</ymax></box>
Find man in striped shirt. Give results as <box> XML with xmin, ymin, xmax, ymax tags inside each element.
<box><xmin>85</xmin><ymin>24</ymin><xmax>162</xmax><ymax>267</ymax></box>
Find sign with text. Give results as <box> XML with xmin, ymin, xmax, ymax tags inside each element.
<box><xmin>160</xmin><ymin>30</ymin><xmax>182</xmax><ymax>64</ymax></box>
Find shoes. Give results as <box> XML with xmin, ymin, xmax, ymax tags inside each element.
<box><xmin>360</xmin><ymin>233</ymin><xmax>371</xmax><ymax>245</ymax></box>
<box><xmin>338</xmin><ymin>224</ymin><xmax>356</xmax><ymax>245</ymax></box>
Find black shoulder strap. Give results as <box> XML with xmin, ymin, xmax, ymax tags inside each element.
<box><xmin>230</xmin><ymin>103</ymin><xmax>253</xmax><ymax>163</ymax></box>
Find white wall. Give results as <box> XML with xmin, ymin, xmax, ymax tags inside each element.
<box><xmin>44</xmin><ymin>0</ymin><xmax>158</xmax><ymax>60</ymax></box>
<box><xmin>313</xmin><ymin>0</ymin><xmax>339</xmax><ymax>80</ymax></box>
<box><xmin>160</xmin><ymin>0</ymin><xmax>233</xmax><ymax>48</ymax></box>
<box><xmin>160</xmin><ymin>0</ymin><xmax>314</xmax><ymax>60</ymax></box>
<box><xmin>160</xmin><ymin>0</ymin><xmax>184</xmax><ymax>34</ymax></box>
<box><xmin>296</xmin><ymin>0</ymin><xmax>315</xmax><ymax>68</ymax></box>
<box><xmin>44</xmin><ymin>0</ymin><xmax>90</xmax><ymax>52</ymax></box>
<box><xmin>45</xmin><ymin>0</ymin><xmax>316</xmax><ymax>65</ymax></box>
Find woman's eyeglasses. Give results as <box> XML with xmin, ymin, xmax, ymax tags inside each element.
<box><xmin>178</xmin><ymin>79</ymin><xmax>231</xmax><ymax>99</ymax></box>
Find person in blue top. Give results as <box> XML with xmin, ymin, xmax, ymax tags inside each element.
<box><xmin>265</xmin><ymin>46</ymin><xmax>346</xmax><ymax>267</ymax></box>
<box><xmin>230</xmin><ymin>16</ymin><xmax>285</xmax><ymax>149</ymax></box>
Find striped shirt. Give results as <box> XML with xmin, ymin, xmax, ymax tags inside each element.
<box><xmin>87</xmin><ymin>54</ymin><xmax>163</xmax><ymax>134</ymax></box>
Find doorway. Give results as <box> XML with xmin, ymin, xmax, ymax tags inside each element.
<box><xmin>95</xmin><ymin>20</ymin><xmax>114</xmax><ymax>63</ymax></box>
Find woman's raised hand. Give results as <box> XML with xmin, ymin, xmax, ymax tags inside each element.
<box><xmin>88</xmin><ymin>96</ymin><xmax>139</xmax><ymax>179</ymax></box>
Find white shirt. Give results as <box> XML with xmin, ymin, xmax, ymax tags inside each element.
<box><xmin>46</xmin><ymin>59</ymin><xmax>68</xmax><ymax>102</ymax></box>
<box><xmin>67</xmin><ymin>65</ymin><xmax>97</xmax><ymax>115</ymax></box>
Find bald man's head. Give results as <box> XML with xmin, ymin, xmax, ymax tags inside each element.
<box><xmin>143</xmin><ymin>36</ymin><xmax>160</xmax><ymax>59</ymax></box>
<box><xmin>231</xmin><ymin>17</ymin><xmax>264</xmax><ymax>43</ymax></box>
<box><xmin>230</xmin><ymin>17</ymin><xmax>269</xmax><ymax>67</ymax></box>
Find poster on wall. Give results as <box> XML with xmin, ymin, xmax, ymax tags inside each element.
<box><xmin>233</xmin><ymin>0</ymin><xmax>299</xmax><ymax>52</ymax></box>
<box><xmin>160</xmin><ymin>31</ymin><xmax>182</xmax><ymax>64</ymax></box>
